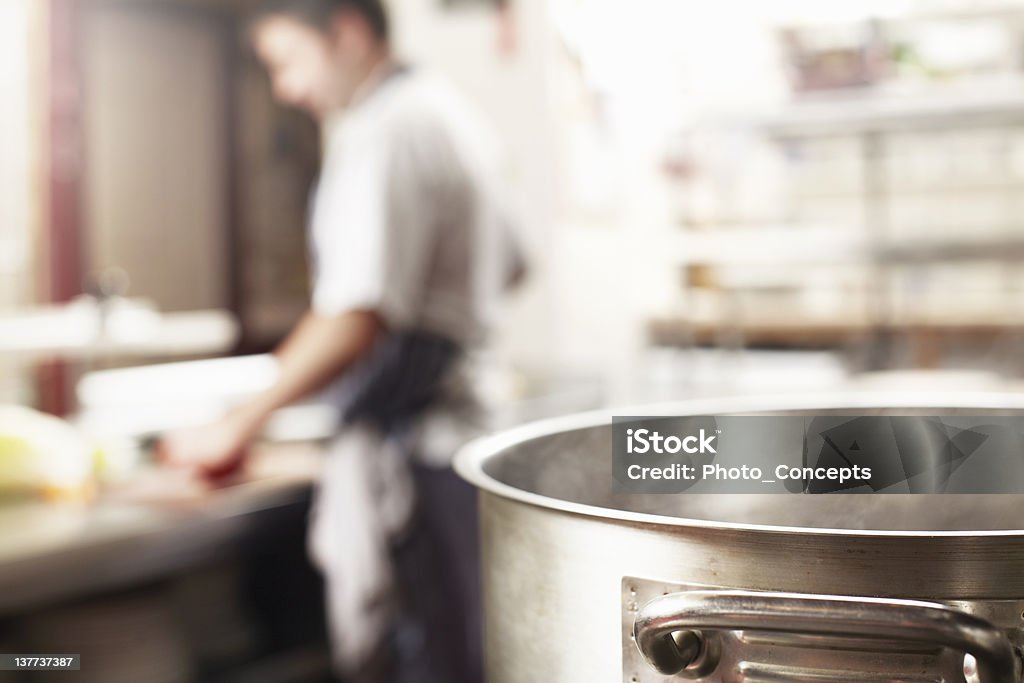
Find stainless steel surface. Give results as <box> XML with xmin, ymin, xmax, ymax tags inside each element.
<box><xmin>0</xmin><ymin>444</ymin><xmax>321</xmax><ymax>614</ymax></box>
<box><xmin>633</xmin><ymin>587</ymin><xmax>1018</xmax><ymax>681</ymax></box>
<box><xmin>456</xmin><ymin>393</ymin><xmax>1024</xmax><ymax>682</ymax></box>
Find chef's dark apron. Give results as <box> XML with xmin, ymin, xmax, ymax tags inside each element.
<box><xmin>339</xmin><ymin>329</ymin><xmax>460</xmax><ymax>433</ymax></box>
<box><xmin>337</xmin><ymin>329</ymin><xmax>484</xmax><ymax>683</ymax></box>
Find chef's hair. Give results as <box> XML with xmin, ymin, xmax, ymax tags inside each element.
<box><xmin>254</xmin><ymin>0</ymin><xmax>390</xmax><ymax>42</ymax></box>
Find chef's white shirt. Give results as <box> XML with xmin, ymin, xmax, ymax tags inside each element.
<box><xmin>308</xmin><ymin>66</ymin><xmax>518</xmax><ymax>465</ymax></box>
<box><xmin>309</xmin><ymin>66</ymin><xmax>514</xmax><ymax>350</ymax></box>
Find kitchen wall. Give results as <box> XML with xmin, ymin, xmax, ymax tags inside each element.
<box><xmin>234</xmin><ymin>49</ymin><xmax>319</xmax><ymax>348</ymax></box>
<box><xmin>0</xmin><ymin>0</ymin><xmax>41</xmax><ymax>404</ymax></box>
<box><xmin>82</xmin><ymin>3</ymin><xmax>229</xmax><ymax>313</ymax></box>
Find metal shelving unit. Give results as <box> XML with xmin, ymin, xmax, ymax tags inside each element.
<box><xmin>655</xmin><ymin>82</ymin><xmax>1024</xmax><ymax>369</ymax></box>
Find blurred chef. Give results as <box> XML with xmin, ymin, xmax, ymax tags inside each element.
<box><xmin>162</xmin><ymin>1</ymin><xmax>526</xmax><ymax>681</ymax></box>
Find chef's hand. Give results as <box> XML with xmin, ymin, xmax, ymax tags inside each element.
<box><xmin>159</xmin><ymin>408</ymin><xmax>263</xmax><ymax>480</ymax></box>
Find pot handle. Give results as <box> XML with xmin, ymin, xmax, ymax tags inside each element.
<box><xmin>633</xmin><ymin>590</ymin><xmax>1019</xmax><ymax>681</ymax></box>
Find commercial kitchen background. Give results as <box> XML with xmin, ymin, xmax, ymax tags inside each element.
<box><xmin>4</xmin><ymin>0</ymin><xmax>1024</xmax><ymax>681</ymax></box>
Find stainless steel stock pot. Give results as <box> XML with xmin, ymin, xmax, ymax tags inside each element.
<box><xmin>455</xmin><ymin>393</ymin><xmax>1024</xmax><ymax>682</ymax></box>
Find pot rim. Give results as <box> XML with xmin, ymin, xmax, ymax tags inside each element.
<box><xmin>455</xmin><ymin>390</ymin><xmax>1024</xmax><ymax>538</ymax></box>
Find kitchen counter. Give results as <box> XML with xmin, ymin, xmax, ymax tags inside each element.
<box><xmin>0</xmin><ymin>442</ymin><xmax>324</xmax><ymax>616</ymax></box>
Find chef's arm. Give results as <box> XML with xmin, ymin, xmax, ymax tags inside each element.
<box><xmin>161</xmin><ymin>309</ymin><xmax>382</xmax><ymax>473</ymax></box>
<box><xmin>233</xmin><ymin>309</ymin><xmax>383</xmax><ymax>436</ymax></box>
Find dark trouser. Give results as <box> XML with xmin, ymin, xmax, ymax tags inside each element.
<box><xmin>386</xmin><ymin>464</ymin><xmax>484</xmax><ymax>683</ymax></box>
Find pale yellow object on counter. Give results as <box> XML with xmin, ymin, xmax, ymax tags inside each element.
<box><xmin>0</xmin><ymin>406</ymin><xmax>96</xmax><ymax>501</ymax></box>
